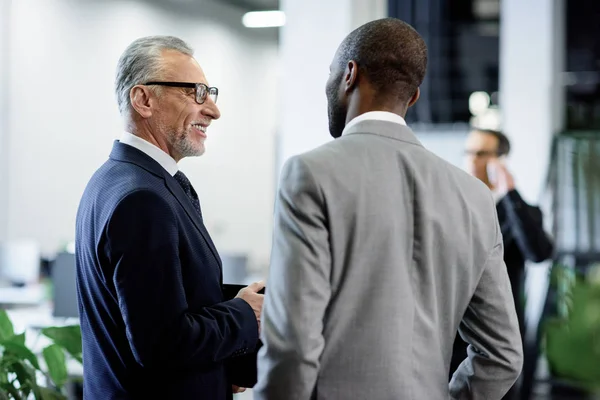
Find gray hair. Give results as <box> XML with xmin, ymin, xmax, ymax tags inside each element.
<box><xmin>115</xmin><ymin>36</ymin><xmax>194</xmax><ymax>116</ymax></box>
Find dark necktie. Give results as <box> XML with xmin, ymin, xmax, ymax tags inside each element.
<box><xmin>174</xmin><ymin>171</ymin><xmax>202</xmax><ymax>219</ymax></box>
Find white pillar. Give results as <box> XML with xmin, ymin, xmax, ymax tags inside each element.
<box><xmin>276</xmin><ymin>0</ymin><xmax>387</xmax><ymax>173</ymax></box>
<box><xmin>0</xmin><ymin>0</ymin><xmax>10</xmax><ymax>242</ymax></box>
<box><xmin>500</xmin><ymin>0</ymin><xmax>564</xmax><ymax>204</ymax></box>
<box><xmin>499</xmin><ymin>0</ymin><xmax>565</xmax><ymax>333</ymax></box>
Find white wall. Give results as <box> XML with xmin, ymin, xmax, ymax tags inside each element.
<box><xmin>277</xmin><ymin>0</ymin><xmax>387</xmax><ymax>173</ymax></box>
<box><xmin>414</xmin><ymin>127</ymin><xmax>469</xmax><ymax>167</ymax></box>
<box><xmin>0</xmin><ymin>0</ymin><xmax>10</xmax><ymax>242</ymax></box>
<box><xmin>5</xmin><ymin>0</ymin><xmax>279</xmax><ymax>269</ymax></box>
<box><xmin>500</xmin><ymin>0</ymin><xmax>565</xmax><ymax>334</ymax></box>
<box><xmin>500</xmin><ymin>0</ymin><xmax>564</xmax><ymax>205</ymax></box>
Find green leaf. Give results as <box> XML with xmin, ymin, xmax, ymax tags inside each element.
<box><xmin>41</xmin><ymin>326</ymin><xmax>82</xmax><ymax>361</ymax></box>
<box><xmin>1</xmin><ymin>339</ymin><xmax>40</xmax><ymax>370</ymax></box>
<box><xmin>7</xmin><ymin>360</ymin><xmax>36</xmax><ymax>398</ymax></box>
<box><xmin>0</xmin><ymin>388</ymin><xmax>9</xmax><ymax>400</ymax></box>
<box><xmin>36</xmin><ymin>386</ymin><xmax>67</xmax><ymax>400</ymax></box>
<box><xmin>0</xmin><ymin>382</ymin><xmax>21</xmax><ymax>400</ymax></box>
<box><xmin>545</xmin><ymin>283</ymin><xmax>600</xmax><ymax>391</ymax></box>
<box><xmin>12</xmin><ymin>332</ymin><xmax>25</xmax><ymax>345</ymax></box>
<box><xmin>0</xmin><ymin>311</ymin><xmax>15</xmax><ymax>342</ymax></box>
<box><xmin>42</xmin><ymin>345</ymin><xmax>67</xmax><ymax>389</ymax></box>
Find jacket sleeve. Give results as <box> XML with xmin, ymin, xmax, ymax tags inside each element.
<box><xmin>254</xmin><ymin>156</ymin><xmax>332</xmax><ymax>400</ymax></box>
<box><xmin>105</xmin><ymin>189</ymin><xmax>259</xmax><ymax>370</ymax></box>
<box><xmin>450</xmin><ymin>197</ymin><xmax>524</xmax><ymax>399</ymax></box>
<box><xmin>226</xmin><ymin>341</ymin><xmax>262</xmax><ymax>387</ymax></box>
<box><xmin>497</xmin><ymin>189</ymin><xmax>554</xmax><ymax>263</ymax></box>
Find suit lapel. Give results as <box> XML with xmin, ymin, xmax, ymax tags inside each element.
<box><xmin>110</xmin><ymin>141</ymin><xmax>223</xmax><ymax>270</ymax></box>
<box><xmin>164</xmin><ymin>176</ymin><xmax>223</xmax><ymax>269</ymax></box>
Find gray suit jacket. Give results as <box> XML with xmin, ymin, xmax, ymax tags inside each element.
<box><xmin>254</xmin><ymin>119</ymin><xmax>523</xmax><ymax>400</ymax></box>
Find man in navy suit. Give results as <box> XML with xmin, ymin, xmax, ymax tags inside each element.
<box><xmin>75</xmin><ymin>36</ymin><xmax>264</xmax><ymax>399</ymax></box>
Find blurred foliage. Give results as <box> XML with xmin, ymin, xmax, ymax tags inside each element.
<box><xmin>0</xmin><ymin>310</ymin><xmax>82</xmax><ymax>399</ymax></box>
<box><xmin>544</xmin><ymin>263</ymin><xmax>600</xmax><ymax>392</ymax></box>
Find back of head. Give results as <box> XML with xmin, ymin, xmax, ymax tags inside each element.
<box><xmin>337</xmin><ymin>18</ymin><xmax>428</xmax><ymax>103</ymax></box>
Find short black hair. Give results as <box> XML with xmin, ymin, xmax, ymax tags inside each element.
<box><xmin>336</xmin><ymin>18</ymin><xmax>428</xmax><ymax>102</ymax></box>
<box><xmin>475</xmin><ymin>128</ymin><xmax>511</xmax><ymax>156</ymax></box>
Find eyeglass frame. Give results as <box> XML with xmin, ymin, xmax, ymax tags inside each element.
<box><xmin>144</xmin><ymin>81</ymin><xmax>219</xmax><ymax>105</ymax></box>
<box><xmin>463</xmin><ymin>149</ymin><xmax>500</xmax><ymax>158</ymax></box>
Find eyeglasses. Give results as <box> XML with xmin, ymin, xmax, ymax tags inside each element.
<box><xmin>464</xmin><ymin>150</ymin><xmax>499</xmax><ymax>158</ymax></box>
<box><xmin>144</xmin><ymin>82</ymin><xmax>218</xmax><ymax>104</ymax></box>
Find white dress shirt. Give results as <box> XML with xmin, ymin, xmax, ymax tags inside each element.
<box><xmin>119</xmin><ymin>132</ymin><xmax>178</xmax><ymax>176</ymax></box>
<box><xmin>342</xmin><ymin>111</ymin><xmax>407</xmax><ymax>136</ymax></box>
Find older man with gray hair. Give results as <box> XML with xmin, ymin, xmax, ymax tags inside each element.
<box><xmin>75</xmin><ymin>36</ymin><xmax>264</xmax><ymax>399</ymax></box>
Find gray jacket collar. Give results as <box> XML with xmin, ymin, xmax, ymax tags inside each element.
<box><xmin>342</xmin><ymin>119</ymin><xmax>424</xmax><ymax>148</ymax></box>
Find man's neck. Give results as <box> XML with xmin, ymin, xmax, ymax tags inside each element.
<box><xmin>345</xmin><ymin>99</ymin><xmax>408</xmax><ymax>126</ymax></box>
<box><xmin>128</xmin><ymin>125</ymin><xmax>179</xmax><ymax>162</ymax></box>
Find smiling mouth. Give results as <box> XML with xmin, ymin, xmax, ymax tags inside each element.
<box><xmin>191</xmin><ymin>123</ymin><xmax>207</xmax><ymax>135</ymax></box>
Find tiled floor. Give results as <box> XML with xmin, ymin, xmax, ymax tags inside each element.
<box><xmin>530</xmin><ymin>383</ymin><xmax>600</xmax><ymax>400</ymax></box>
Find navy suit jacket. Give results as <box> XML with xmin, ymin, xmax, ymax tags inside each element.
<box><xmin>75</xmin><ymin>141</ymin><xmax>259</xmax><ymax>399</ymax></box>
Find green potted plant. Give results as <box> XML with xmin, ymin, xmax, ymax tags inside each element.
<box><xmin>0</xmin><ymin>310</ymin><xmax>82</xmax><ymax>399</ymax></box>
<box><xmin>544</xmin><ymin>263</ymin><xmax>600</xmax><ymax>393</ymax></box>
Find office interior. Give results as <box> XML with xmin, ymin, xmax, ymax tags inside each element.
<box><xmin>0</xmin><ymin>0</ymin><xmax>599</xmax><ymax>398</ymax></box>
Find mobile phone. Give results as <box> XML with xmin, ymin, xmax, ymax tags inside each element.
<box><xmin>486</xmin><ymin>162</ymin><xmax>497</xmax><ymax>184</ymax></box>
<box><xmin>222</xmin><ymin>283</ymin><xmax>265</xmax><ymax>300</ymax></box>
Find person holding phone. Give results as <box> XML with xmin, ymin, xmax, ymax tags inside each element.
<box><xmin>451</xmin><ymin>128</ymin><xmax>554</xmax><ymax>398</ymax></box>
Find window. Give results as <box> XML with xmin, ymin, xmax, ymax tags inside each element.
<box><xmin>564</xmin><ymin>0</ymin><xmax>600</xmax><ymax>130</ymax></box>
<box><xmin>388</xmin><ymin>0</ymin><xmax>500</xmax><ymax>125</ymax></box>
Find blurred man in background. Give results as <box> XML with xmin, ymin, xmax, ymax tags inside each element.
<box><xmin>450</xmin><ymin>128</ymin><xmax>554</xmax><ymax>398</ymax></box>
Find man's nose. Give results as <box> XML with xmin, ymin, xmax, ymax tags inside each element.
<box><xmin>202</xmin><ymin>97</ymin><xmax>221</xmax><ymax>120</ymax></box>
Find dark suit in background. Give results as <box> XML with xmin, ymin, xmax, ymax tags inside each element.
<box><xmin>497</xmin><ymin>189</ymin><xmax>554</xmax><ymax>333</ymax></box>
<box><xmin>76</xmin><ymin>142</ymin><xmax>258</xmax><ymax>399</ymax></box>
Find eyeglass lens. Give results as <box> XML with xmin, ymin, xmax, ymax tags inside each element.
<box><xmin>196</xmin><ymin>85</ymin><xmax>218</xmax><ymax>104</ymax></box>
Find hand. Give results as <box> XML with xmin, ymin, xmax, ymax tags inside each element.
<box><xmin>236</xmin><ymin>280</ymin><xmax>265</xmax><ymax>331</ymax></box>
<box><xmin>487</xmin><ymin>158</ymin><xmax>515</xmax><ymax>196</ymax></box>
<box><xmin>232</xmin><ymin>385</ymin><xmax>246</xmax><ymax>394</ymax></box>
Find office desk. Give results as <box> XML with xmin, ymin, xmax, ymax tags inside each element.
<box><xmin>0</xmin><ymin>283</ymin><xmax>45</xmax><ymax>308</ymax></box>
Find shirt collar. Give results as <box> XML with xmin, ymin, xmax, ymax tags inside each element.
<box><xmin>342</xmin><ymin>111</ymin><xmax>407</xmax><ymax>136</ymax></box>
<box><xmin>119</xmin><ymin>132</ymin><xmax>178</xmax><ymax>176</ymax></box>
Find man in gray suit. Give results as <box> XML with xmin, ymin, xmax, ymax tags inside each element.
<box><xmin>254</xmin><ymin>18</ymin><xmax>523</xmax><ymax>400</ymax></box>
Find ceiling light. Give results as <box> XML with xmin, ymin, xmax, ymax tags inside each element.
<box><xmin>468</xmin><ymin>91</ymin><xmax>490</xmax><ymax>116</ymax></box>
<box><xmin>242</xmin><ymin>11</ymin><xmax>285</xmax><ymax>28</ymax></box>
